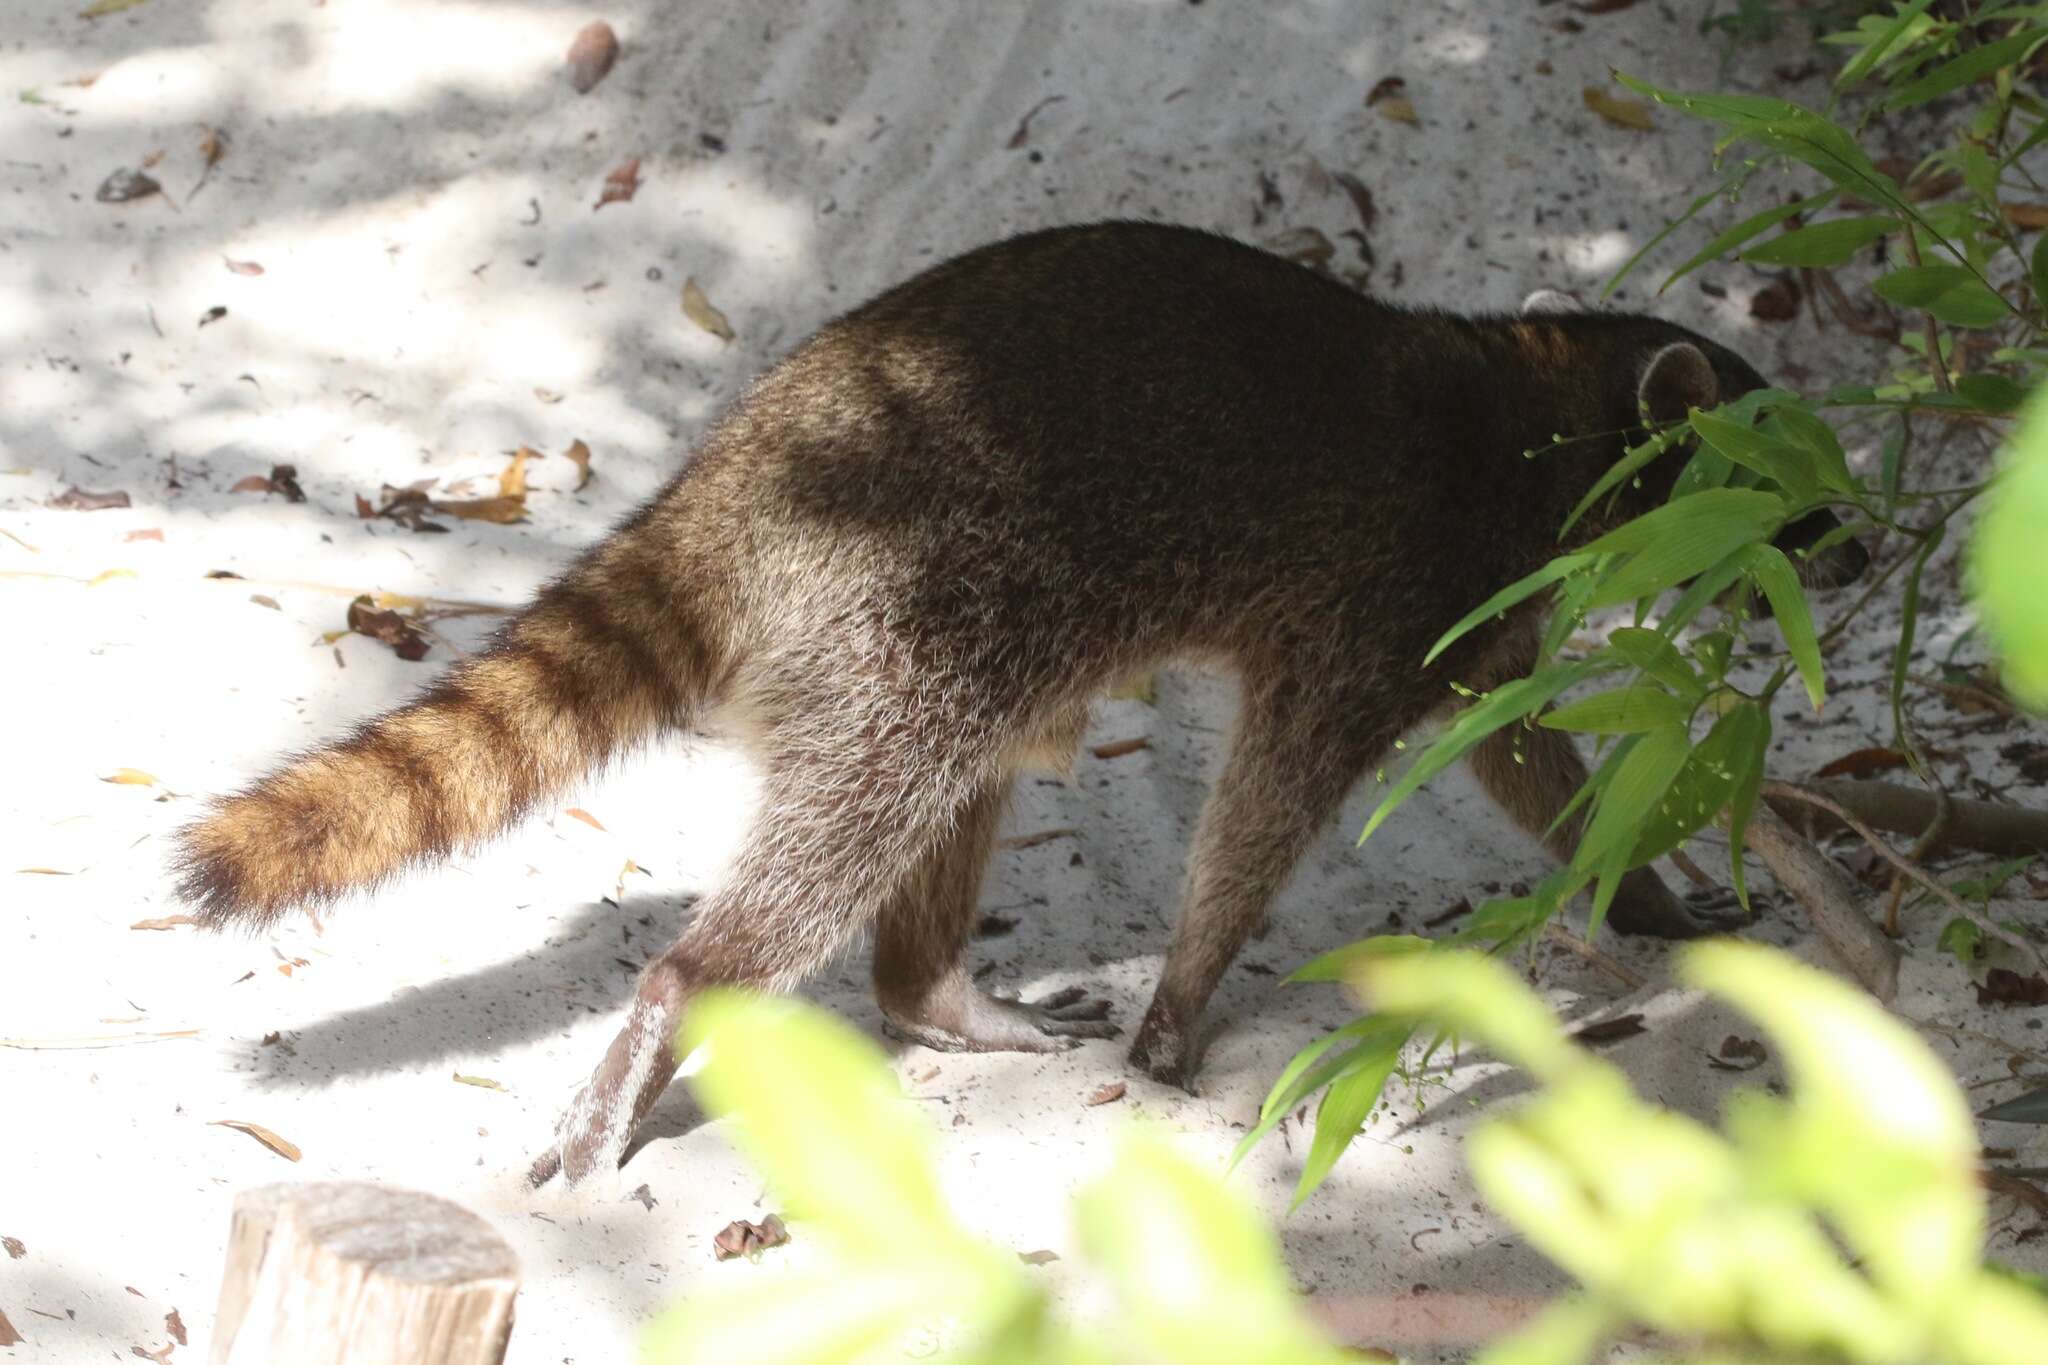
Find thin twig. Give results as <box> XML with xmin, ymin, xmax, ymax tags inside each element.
<box><xmin>1762</xmin><ymin>781</ymin><xmax>2047</xmax><ymax>979</ymax></box>
<box><xmin>1903</xmin><ymin>1014</ymin><xmax>2048</xmax><ymax>1070</ymax></box>
<box><xmin>1543</xmin><ymin>922</ymin><xmax>1646</xmax><ymax>991</ymax></box>
<box><xmin>0</xmin><ymin>1029</ymin><xmax>201</xmax><ymax>1049</ymax></box>
<box><xmin>1901</xmin><ymin>229</ymin><xmax>1954</xmax><ymax>393</ymax></box>
<box><xmin>1666</xmin><ymin>847</ymin><xmax>1718</xmax><ymax>891</ymax></box>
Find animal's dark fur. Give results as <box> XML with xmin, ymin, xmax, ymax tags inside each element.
<box><xmin>173</xmin><ymin>222</ymin><xmax>1863</xmax><ymax>1184</ymax></box>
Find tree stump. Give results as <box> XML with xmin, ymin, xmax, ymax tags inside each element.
<box><xmin>212</xmin><ymin>1182</ymin><xmax>519</xmax><ymax>1365</ymax></box>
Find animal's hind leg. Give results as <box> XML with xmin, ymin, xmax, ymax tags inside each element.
<box><xmin>529</xmin><ymin>702</ymin><xmax>996</xmax><ymax>1187</ymax></box>
<box><xmin>872</xmin><ymin>776</ymin><xmax>1118</xmax><ymax>1052</ymax></box>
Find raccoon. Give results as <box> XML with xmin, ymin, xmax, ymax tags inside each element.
<box><xmin>174</xmin><ymin>221</ymin><xmax>1865</xmax><ymax>1185</ymax></box>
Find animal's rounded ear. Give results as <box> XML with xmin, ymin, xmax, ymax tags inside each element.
<box><xmin>1636</xmin><ymin>341</ymin><xmax>1718</xmax><ymax>425</ymax></box>
<box><xmin>1521</xmin><ymin>288</ymin><xmax>1581</xmax><ymax>315</ymax></box>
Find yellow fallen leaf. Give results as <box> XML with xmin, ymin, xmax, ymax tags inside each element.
<box><xmin>1376</xmin><ymin>97</ymin><xmax>1420</xmax><ymax>125</ymax></box>
<box><xmin>430</xmin><ymin>495</ymin><xmax>527</xmax><ymax>524</ymax></box>
<box><xmin>564</xmin><ymin>807</ymin><xmax>607</xmax><ymax>831</ymax></box>
<box><xmin>500</xmin><ymin>447</ymin><xmax>537</xmax><ymax>499</ymax></box>
<box><xmin>16</xmin><ymin>867</ymin><xmax>75</xmax><ymax>875</ymax></box>
<box><xmin>682</xmin><ymin>277</ymin><xmax>735</xmax><ymax>342</ymax></box>
<box><xmin>454</xmin><ymin>1072</ymin><xmax>507</xmax><ymax>1091</ymax></box>
<box><xmin>102</xmin><ymin>768</ymin><xmax>159</xmax><ymax>787</ymax></box>
<box><xmin>87</xmin><ymin>568</ymin><xmax>136</xmax><ymax>586</ymax></box>
<box><xmin>210</xmin><ymin>1119</ymin><xmax>302</xmax><ymax>1162</ymax></box>
<box><xmin>564</xmin><ymin>438</ymin><xmax>594</xmax><ymax>492</ymax></box>
<box><xmin>80</xmin><ymin>0</ymin><xmax>150</xmax><ymax>15</ymax></box>
<box><xmin>1583</xmin><ymin>86</ymin><xmax>1655</xmax><ymax>131</ymax></box>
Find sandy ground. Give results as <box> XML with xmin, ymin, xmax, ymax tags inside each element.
<box><xmin>4</xmin><ymin>1</ymin><xmax>2046</xmax><ymax>1361</ymax></box>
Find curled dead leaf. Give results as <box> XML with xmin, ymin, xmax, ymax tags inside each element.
<box><xmin>345</xmin><ymin>595</ymin><xmax>431</xmax><ymax>661</ymax></box>
<box><xmin>711</xmin><ymin>1213</ymin><xmax>788</xmax><ymax>1260</ymax></box>
<box><xmin>94</xmin><ymin>168</ymin><xmax>160</xmax><ymax>203</ymax></box>
<box><xmin>682</xmin><ymin>277</ymin><xmax>735</xmax><ymax>342</ymax></box>
<box><xmin>1583</xmin><ymin>86</ymin><xmax>1655</xmax><ymax>131</ymax></box>
<box><xmin>564</xmin><ymin>438</ymin><xmax>594</xmax><ymax>491</ymax></box>
<box><xmin>595</xmin><ymin>157</ymin><xmax>642</xmax><ymax>210</ymax></box>
<box><xmin>209</xmin><ymin>1119</ymin><xmax>301</xmax><ymax>1161</ymax></box>
<box><xmin>1086</xmin><ymin>1080</ymin><xmax>1127</xmax><ymax>1106</ymax></box>
<box><xmin>566</xmin><ymin>20</ymin><xmax>620</xmax><ymax>94</ymax></box>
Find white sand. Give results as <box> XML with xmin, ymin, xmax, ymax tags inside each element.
<box><xmin>3</xmin><ymin>2</ymin><xmax>2044</xmax><ymax>1360</ymax></box>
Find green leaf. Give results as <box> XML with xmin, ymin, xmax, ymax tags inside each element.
<box><xmin>1075</xmin><ymin>1130</ymin><xmax>1354</xmax><ymax>1364</ymax></box>
<box><xmin>1872</xmin><ymin>265</ymin><xmax>2012</xmax><ymax>326</ymax></box>
<box><xmin>1294</xmin><ymin>1044</ymin><xmax>1406</xmax><ymax>1206</ymax></box>
<box><xmin>1938</xmin><ymin>915</ymin><xmax>1985</xmax><ymax>965</ymax></box>
<box><xmin>1572</xmin><ymin>723</ymin><xmax>1692</xmax><ymax>876</ymax></box>
<box><xmin>1613</xmin><ymin>75</ymin><xmax>1901</xmax><ymax>208</ymax></box>
<box><xmin>1737</xmin><ymin>543</ymin><xmax>1827</xmax><ymax>710</ymax></box>
<box><xmin>1606</xmin><ymin>626</ymin><xmax>1704</xmax><ymax>696</ymax></box>
<box><xmin>1690</xmin><ymin>409</ymin><xmax>1821</xmax><ymax>502</ymax></box>
<box><xmin>1629</xmin><ymin>702</ymin><xmax>1766</xmax><ymax>867</ymax></box>
<box><xmin>1540</xmin><ymin>684</ymin><xmax>1692</xmax><ymax>734</ymax></box>
<box><xmin>1286</xmin><ymin>933</ymin><xmax>1432</xmax><ymax>984</ymax></box>
<box><xmin>1834</xmin><ymin>0</ymin><xmax>1937</xmax><ymax>90</ymax></box>
<box><xmin>1604</xmin><ymin>180</ymin><xmax>1727</xmax><ymax>299</ymax></box>
<box><xmin>1740</xmin><ymin>215</ymin><xmax>1896</xmax><ymax>266</ymax></box>
<box><xmin>1657</xmin><ymin>190</ymin><xmax>1838</xmax><ymax>293</ymax></box>
<box><xmin>1583</xmin><ymin>490</ymin><xmax>1787</xmax><ymax>610</ymax></box>
<box><xmin>1954</xmin><ymin>373</ymin><xmax>2028</xmax><ymax>414</ymax></box>
<box><xmin>1882</xmin><ymin>27</ymin><xmax>2048</xmax><ymax>110</ymax></box>
<box><xmin>1760</xmin><ymin>402</ymin><xmax>1858</xmax><ymax>494</ymax></box>
<box><xmin>1561</xmin><ymin>425</ymin><xmax>1692</xmax><ymax>538</ymax></box>
<box><xmin>1974</xmin><ymin>387</ymin><xmax>2048</xmax><ymax>708</ymax></box>
<box><xmin>1425</xmin><ymin>553</ymin><xmax>1596</xmax><ymax>666</ymax></box>
<box><xmin>685</xmin><ymin>993</ymin><xmax>996</xmax><ymax>1269</ymax></box>
<box><xmin>1360</xmin><ymin>662</ymin><xmax>1605</xmax><ymax>844</ymax></box>
<box><xmin>2031</xmin><ymin>235</ymin><xmax>2048</xmax><ymax>318</ymax></box>
<box><xmin>1355</xmin><ymin>949</ymin><xmax>1576</xmax><ymax>1079</ymax></box>
<box><xmin>1979</xmin><ymin>1085</ymin><xmax>2048</xmax><ymax>1124</ymax></box>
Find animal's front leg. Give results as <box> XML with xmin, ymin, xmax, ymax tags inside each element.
<box><xmin>1129</xmin><ymin>671</ymin><xmax>1389</xmax><ymax>1089</ymax></box>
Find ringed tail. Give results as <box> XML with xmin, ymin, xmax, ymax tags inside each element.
<box><xmin>174</xmin><ymin>531</ymin><xmax>715</xmax><ymax>928</ymax></box>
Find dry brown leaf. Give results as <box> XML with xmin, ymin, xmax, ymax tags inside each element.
<box><xmin>1365</xmin><ymin>75</ymin><xmax>1406</xmax><ymax>106</ymax></box>
<box><xmin>566</xmin><ymin>20</ymin><xmax>620</xmax><ymax>94</ymax></box>
<box><xmin>1017</xmin><ymin>1248</ymin><xmax>1060</xmax><ymax>1265</ymax></box>
<box><xmin>1331</xmin><ymin>171</ymin><xmax>1378</xmax><ymax>232</ymax></box>
<box><xmin>2004</xmin><ymin>202</ymin><xmax>2048</xmax><ymax>230</ymax></box>
<box><xmin>50</xmin><ymin>487</ymin><xmax>131</xmax><ymax>511</ymax></box>
<box><xmin>165</xmin><ymin>1309</ymin><xmax>185</xmax><ymax>1346</ymax></box>
<box><xmin>1000</xmin><ymin>828</ymin><xmax>1077</xmax><ymax>850</ymax></box>
<box><xmin>345</xmin><ymin>595</ymin><xmax>431</xmax><ymax>661</ymax></box>
<box><xmin>210</xmin><ymin>1119</ymin><xmax>301</xmax><ymax>1162</ymax></box>
<box><xmin>596</xmin><ymin>157</ymin><xmax>642</xmax><ymax>210</ymax></box>
<box><xmin>453</xmin><ymin>1072</ymin><xmax>506</xmax><ymax>1091</ymax></box>
<box><xmin>565</xmin><ymin>807</ymin><xmax>607</xmax><ymax>832</ymax></box>
<box><xmin>0</xmin><ymin>1309</ymin><xmax>19</xmax><ymax>1348</ymax></box>
<box><xmin>1572</xmin><ymin>1014</ymin><xmax>1648</xmax><ymax>1046</ymax></box>
<box><xmin>2</xmin><ymin>1237</ymin><xmax>23</xmax><ymax>1259</ymax></box>
<box><xmin>198</xmin><ymin>125</ymin><xmax>226</xmax><ymax>169</ymax></box>
<box><xmin>682</xmin><ymin>277</ymin><xmax>735</xmax><ymax>342</ymax></box>
<box><xmin>139</xmin><ymin>149</ymin><xmax>165</xmax><ymax>170</ymax></box>
<box><xmin>123</xmin><ymin>528</ymin><xmax>163</xmax><ymax>543</ymax></box>
<box><xmin>1376</xmin><ymin>97</ymin><xmax>1419</xmax><ymax>125</ymax></box>
<box><xmin>534</xmin><ymin>387</ymin><xmax>564</xmax><ymax>404</ymax></box>
<box><xmin>102</xmin><ymin>768</ymin><xmax>159</xmax><ymax>787</ymax></box>
<box><xmin>564</xmin><ymin>438</ymin><xmax>594</xmax><ymax>491</ymax></box>
<box><xmin>249</xmin><ymin>594</ymin><xmax>280</xmax><ymax>611</ymax></box>
<box><xmin>1814</xmin><ymin>747</ymin><xmax>1910</xmax><ymax>781</ymax></box>
<box><xmin>1750</xmin><ymin>276</ymin><xmax>1801</xmax><ymax>321</ymax></box>
<box><xmin>131</xmin><ymin>915</ymin><xmax>196</xmax><ymax>931</ymax></box>
<box><xmin>1090</xmin><ymin>737</ymin><xmax>1150</xmax><ymax>760</ymax></box>
<box><xmin>223</xmin><ymin>258</ymin><xmax>264</xmax><ymax>276</ymax></box>
<box><xmin>1266</xmin><ymin>226</ymin><xmax>1336</xmax><ymax>269</ymax></box>
<box><xmin>198</xmin><ymin>305</ymin><xmax>228</xmax><ymax>327</ymax></box>
<box><xmin>1006</xmin><ymin>94</ymin><xmax>1067</xmax><ymax>150</ymax></box>
<box><xmin>354</xmin><ymin>493</ymin><xmax>376</xmax><ymax>519</ymax></box>
<box><xmin>229</xmin><ymin>475</ymin><xmax>272</xmax><ymax>493</ymax></box>
<box><xmin>1584</xmin><ymin>86</ymin><xmax>1655</xmax><ymax>131</ymax></box>
<box><xmin>1086</xmin><ymin>1080</ymin><xmax>1127</xmax><ymax>1106</ymax></box>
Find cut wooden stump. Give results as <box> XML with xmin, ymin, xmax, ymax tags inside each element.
<box><xmin>212</xmin><ymin>1182</ymin><xmax>518</xmax><ymax>1365</ymax></box>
